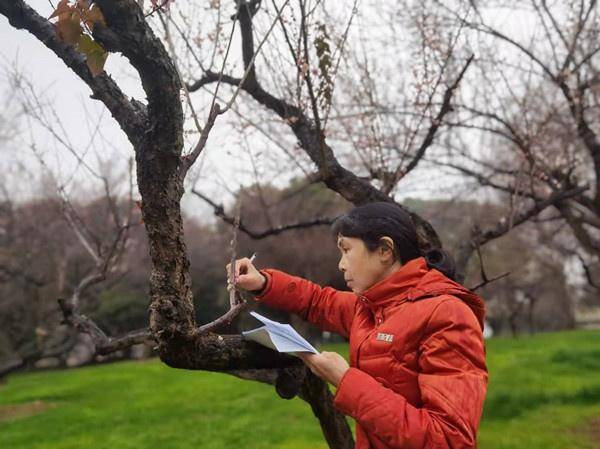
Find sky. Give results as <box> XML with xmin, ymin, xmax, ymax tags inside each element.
<box><xmin>0</xmin><ymin>0</ymin><xmax>261</xmax><ymax>222</ymax></box>
<box><xmin>0</xmin><ymin>0</ymin><xmax>539</xmax><ymax>222</ymax></box>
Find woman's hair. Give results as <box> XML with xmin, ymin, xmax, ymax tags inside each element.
<box><xmin>331</xmin><ymin>202</ymin><xmax>457</xmax><ymax>280</ymax></box>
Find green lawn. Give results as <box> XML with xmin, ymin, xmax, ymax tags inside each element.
<box><xmin>1</xmin><ymin>329</ymin><xmax>599</xmax><ymax>449</ymax></box>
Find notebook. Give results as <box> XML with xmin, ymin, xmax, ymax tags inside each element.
<box><xmin>242</xmin><ymin>311</ymin><xmax>319</xmax><ymax>356</ymax></box>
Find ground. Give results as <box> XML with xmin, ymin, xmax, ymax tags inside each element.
<box><xmin>1</xmin><ymin>329</ymin><xmax>599</xmax><ymax>449</ymax></box>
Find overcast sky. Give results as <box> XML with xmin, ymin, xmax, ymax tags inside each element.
<box><xmin>0</xmin><ymin>1</ymin><xmax>535</xmax><ymax>222</ymax></box>
<box><xmin>0</xmin><ymin>1</ymin><xmax>267</xmax><ymax>222</ymax></box>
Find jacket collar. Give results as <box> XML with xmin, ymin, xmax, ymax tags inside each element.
<box><xmin>358</xmin><ymin>256</ymin><xmax>487</xmax><ymax>330</ymax></box>
<box><xmin>359</xmin><ymin>257</ymin><xmax>429</xmax><ymax>308</ymax></box>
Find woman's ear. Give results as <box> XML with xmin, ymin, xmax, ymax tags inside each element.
<box><xmin>378</xmin><ymin>237</ymin><xmax>395</xmax><ymax>264</ymax></box>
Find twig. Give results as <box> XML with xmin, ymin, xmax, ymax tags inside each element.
<box><xmin>197</xmin><ymin>302</ymin><xmax>247</xmax><ymax>334</ymax></box>
<box><xmin>145</xmin><ymin>0</ymin><xmax>172</xmax><ymax>18</ymax></box>
<box><xmin>469</xmin><ymin>238</ymin><xmax>510</xmax><ymax>291</ymax></box>
<box><xmin>195</xmin><ymin>199</ymin><xmax>247</xmax><ymax>335</ymax></box>
<box><xmin>397</xmin><ymin>54</ymin><xmax>474</xmax><ymax>182</ymax></box>
<box><xmin>229</xmin><ymin>200</ymin><xmax>242</xmax><ymax>308</ymax></box>
<box><xmin>158</xmin><ymin>11</ymin><xmax>224</xmax><ymax>181</ymax></box>
<box><xmin>469</xmin><ymin>272</ymin><xmax>510</xmax><ymax>292</ymax></box>
<box><xmin>192</xmin><ymin>188</ymin><xmax>335</xmax><ymax>239</ymax></box>
<box><xmin>179</xmin><ymin>102</ymin><xmax>221</xmax><ymax>181</ymax></box>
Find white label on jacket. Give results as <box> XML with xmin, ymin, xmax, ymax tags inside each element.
<box><xmin>376</xmin><ymin>332</ymin><xmax>394</xmax><ymax>342</ymax></box>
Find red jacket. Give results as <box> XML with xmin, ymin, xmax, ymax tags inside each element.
<box><xmin>254</xmin><ymin>257</ymin><xmax>488</xmax><ymax>449</ymax></box>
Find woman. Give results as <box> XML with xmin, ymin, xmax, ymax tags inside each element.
<box><xmin>227</xmin><ymin>202</ymin><xmax>488</xmax><ymax>449</ymax></box>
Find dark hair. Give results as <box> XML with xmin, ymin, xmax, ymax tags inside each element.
<box><xmin>331</xmin><ymin>202</ymin><xmax>457</xmax><ymax>280</ymax></box>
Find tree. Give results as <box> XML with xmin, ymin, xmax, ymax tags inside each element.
<box><xmin>0</xmin><ymin>1</ymin><xmax>569</xmax><ymax>447</ymax></box>
<box><xmin>408</xmin><ymin>198</ymin><xmax>576</xmax><ymax>335</ymax></box>
<box><xmin>427</xmin><ymin>0</ymin><xmax>600</xmax><ymax>291</ymax></box>
<box><xmin>0</xmin><ymin>183</ymin><xmax>143</xmax><ymax>378</ymax></box>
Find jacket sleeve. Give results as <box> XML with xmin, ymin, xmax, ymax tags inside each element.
<box><xmin>253</xmin><ymin>268</ymin><xmax>357</xmax><ymax>339</ymax></box>
<box><xmin>332</xmin><ymin>297</ymin><xmax>488</xmax><ymax>449</ymax></box>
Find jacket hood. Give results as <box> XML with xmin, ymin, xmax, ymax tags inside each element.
<box><xmin>361</xmin><ymin>257</ymin><xmax>486</xmax><ymax>330</ymax></box>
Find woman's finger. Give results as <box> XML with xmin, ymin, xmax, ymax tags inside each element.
<box><xmin>226</xmin><ymin>258</ymin><xmax>255</xmax><ymax>285</ymax></box>
<box><xmin>298</xmin><ymin>352</ymin><xmax>317</xmax><ymax>367</ymax></box>
<box><xmin>235</xmin><ymin>258</ymin><xmax>250</xmax><ymax>277</ymax></box>
<box><xmin>236</xmin><ymin>274</ymin><xmax>252</xmax><ymax>284</ymax></box>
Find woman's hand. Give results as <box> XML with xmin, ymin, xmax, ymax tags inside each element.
<box><xmin>225</xmin><ymin>257</ymin><xmax>266</xmax><ymax>292</ymax></box>
<box><xmin>298</xmin><ymin>351</ymin><xmax>350</xmax><ymax>387</ymax></box>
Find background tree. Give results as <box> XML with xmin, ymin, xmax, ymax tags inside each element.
<box><xmin>426</xmin><ymin>0</ymin><xmax>600</xmax><ymax>294</ymax></box>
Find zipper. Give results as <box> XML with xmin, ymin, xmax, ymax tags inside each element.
<box><xmin>355</xmin><ymin>295</ymin><xmax>376</xmax><ymax>369</ymax></box>
<box><xmin>356</xmin><ymin>330</ymin><xmax>372</xmax><ymax>370</ymax></box>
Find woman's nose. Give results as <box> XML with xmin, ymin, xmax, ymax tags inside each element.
<box><xmin>338</xmin><ymin>257</ymin><xmax>346</xmax><ymax>273</ymax></box>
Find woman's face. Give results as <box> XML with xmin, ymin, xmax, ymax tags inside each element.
<box><xmin>336</xmin><ymin>234</ymin><xmax>398</xmax><ymax>295</ymax></box>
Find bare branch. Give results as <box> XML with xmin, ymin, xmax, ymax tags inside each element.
<box><xmin>187</xmin><ymin>2</ymin><xmax>443</xmax><ymax>251</ymax></box>
<box><xmin>229</xmin><ymin>201</ymin><xmax>242</xmax><ymax>308</ymax></box>
<box><xmin>455</xmin><ymin>185</ymin><xmax>589</xmax><ymax>278</ymax></box>
<box><xmin>197</xmin><ymin>303</ymin><xmax>247</xmax><ymax>335</ymax></box>
<box><xmin>468</xmin><ymin>238</ymin><xmax>510</xmax><ymax>291</ymax></box>
<box><xmin>576</xmin><ymin>252</ymin><xmax>600</xmax><ymax>291</ymax></box>
<box><xmin>394</xmin><ymin>54</ymin><xmax>474</xmax><ymax>185</ymax></box>
<box><xmin>470</xmin><ymin>272</ymin><xmax>511</xmax><ymax>292</ymax></box>
<box><xmin>179</xmin><ymin>102</ymin><xmax>221</xmax><ymax>181</ymax></box>
<box><xmin>192</xmin><ymin>188</ymin><xmax>335</xmax><ymax>239</ymax></box>
<box><xmin>58</xmin><ymin>297</ymin><xmax>153</xmax><ymax>355</ymax></box>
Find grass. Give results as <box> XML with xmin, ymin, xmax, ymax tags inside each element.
<box><xmin>1</xmin><ymin>329</ymin><xmax>599</xmax><ymax>449</ymax></box>
<box><xmin>477</xmin><ymin>329</ymin><xmax>600</xmax><ymax>449</ymax></box>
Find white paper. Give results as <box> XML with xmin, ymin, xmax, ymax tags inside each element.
<box><xmin>242</xmin><ymin>311</ymin><xmax>319</xmax><ymax>356</ymax></box>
